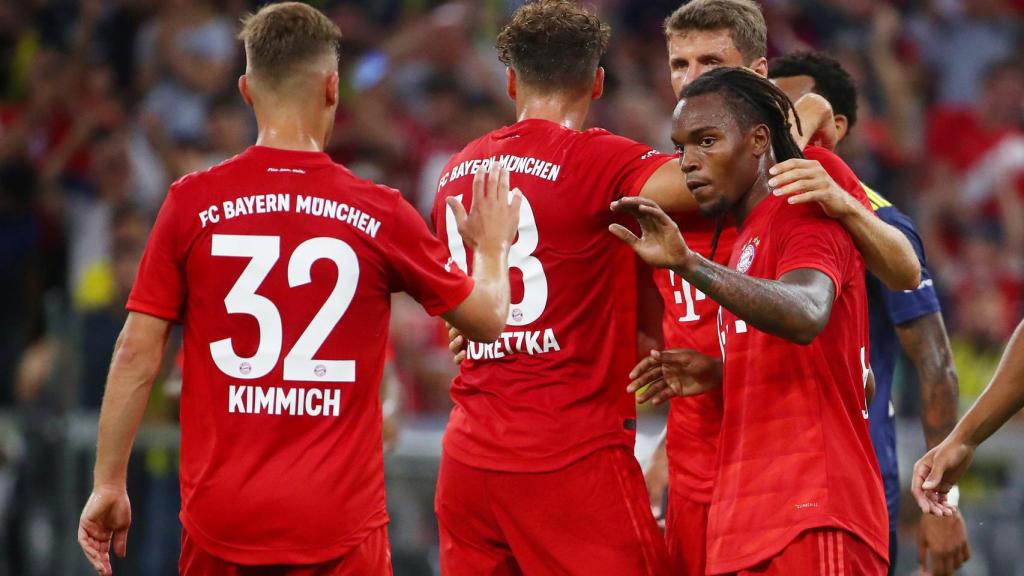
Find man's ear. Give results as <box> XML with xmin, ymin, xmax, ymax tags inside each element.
<box><xmin>834</xmin><ymin>114</ymin><xmax>849</xmax><ymax>142</ymax></box>
<box><xmin>592</xmin><ymin>66</ymin><xmax>605</xmax><ymax>100</ymax></box>
<box><xmin>749</xmin><ymin>57</ymin><xmax>768</xmax><ymax>78</ymax></box>
<box><xmin>751</xmin><ymin>124</ymin><xmax>771</xmax><ymax>157</ymax></box>
<box><xmin>506</xmin><ymin>67</ymin><xmax>517</xmax><ymax>100</ymax></box>
<box><xmin>326</xmin><ymin>70</ymin><xmax>339</xmax><ymax>107</ymax></box>
<box><xmin>239</xmin><ymin>75</ymin><xmax>254</xmax><ymax>107</ymax></box>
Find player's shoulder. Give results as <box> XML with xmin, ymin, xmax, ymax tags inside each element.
<box><xmin>167</xmin><ymin>151</ymin><xmax>249</xmax><ymax>193</ymax></box>
<box><xmin>578</xmin><ymin>126</ymin><xmax>634</xmax><ymax>146</ymax></box>
<box><xmin>802</xmin><ymin>145</ymin><xmax>852</xmax><ymax>175</ymax></box>
<box><xmin>768</xmin><ymin>193</ymin><xmax>846</xmax><ymax>237</ymax></box>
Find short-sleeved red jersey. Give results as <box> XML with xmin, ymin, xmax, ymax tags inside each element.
<box><xmin>128</xmin><ymin>146</ymin><xmax>473</xmax><ymax>565</ymax></box>
<box><xmin>706</xmin><ymin>192</ymin><xmax>888</xmax><ymax>574</ymax></box>
<box><xmin>660</xmin><ymin>145</ymin><xmax>871</xmax><ymax>504</ymax></box>
<box><xmin>657</xmin><ymin>212</ymin><xmax>734</xmax><ymax>502</ymax></box>
<box><xmin>432</xmin><ymin>118</ymin><xmax>674</xmax><ymax>472</ymax></box>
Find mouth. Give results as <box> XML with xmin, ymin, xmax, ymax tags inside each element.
<box><xmin>686</xmin><ymin>179</ymin><xmax>712</xmax><ymax>199</ymax></box>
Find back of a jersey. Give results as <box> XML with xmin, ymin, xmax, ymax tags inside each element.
<box><xmin>129</xmin><ymin>146</ymin><xmax>471</xmax><ymax>564</ymax></box>
<box><xmin>432</xmin><ymin>118</ymin><xmax>673</xmax><ymax>472</ymax></box>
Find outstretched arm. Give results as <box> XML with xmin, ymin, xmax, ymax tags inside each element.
<box><xmin>80</xmin><ymin>312</ymin><xmax>171</xmax><ymax>575</ymax></box>
<box><xmin>638</xmin><ymin>160</ymin><xmax>698</xmax><ymax>213</ymax></box>
<box><xmin>913</xmin><ymin>319</ymin><xmax>1024</xmax><ymax>515</ymax></box>
<box><xmin>610</xmin><ymin>197</ymin><xmax>835</xmax><ymax>345</ymax></box>
<box><xmin>769</xmin><ymin>159</ymin><xmax>922</xmax><ymax>291</ymax></box>
<box><xmin>897</xmin><ymin>313</ymin><xmax>971</xmax><ymax>574</ymax></box>
<box><xmin>441</xmin><ymin>164</ymin><xmax>521</xmax><ymax>343</ymax></box>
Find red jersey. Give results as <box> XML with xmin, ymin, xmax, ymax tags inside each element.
<box><xmin>659</xmin><ymin>146</ymin><xmax>867</xmax><ymax>505</ymax></box>
<box><xmin>657</xmin><ymin>212</ymin><xmax>734</xmax><ymax>503</ymax></box>
<box><xmin>127</xmin><ymin>146</ymin><xmax>473</xmax><ymax>564</ymax></box>
<box><xmin>706</xmin><ymin>192</ymin><xmax>888</xmax><ymax>574</ymax></box>
<box><xmin>432</xmin><ymin>118</ymin><xmax>674</xmax><ymax>472</ymax></box>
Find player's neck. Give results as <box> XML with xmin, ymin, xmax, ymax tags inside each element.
<box><xmin>515</xmin><ymin>94</ymin><xmax>590</xmax><ymax>131</ymax></box>
<box><xmin>731</xmin><ymin>168</ymin><xmax>772</xmax><ymax>227</ymax></box>
<box><xmin>253</xmin><ymin>108</ymin><xmax>328</xmax><ymax>153</ymax></box>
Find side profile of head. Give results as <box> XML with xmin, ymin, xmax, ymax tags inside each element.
<box><xmin>769</xmin><ymin>51</ymin><xmax>859</xmax><ymax>142</ymax></box>
<box><xmin>237</xmin><ymin>2</ymin><xmax>342</xmax><ymax>143</ymax></box>
<box><xmin>497</xmin><ymin>0</ymin><xmax>611</xmax><ymax>101</ymax></box>
<box><xmin>673</xmin><ymin>67</ymin><xmax>803</xmax><ymax>217</ymax></box>
<box><xmin>664</xmin><ymin>0</ymin><xmax>768</xmax><ymax>97</ymax></box>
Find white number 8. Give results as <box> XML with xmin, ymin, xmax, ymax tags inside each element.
<box><xmin>444</xmin><ymin>191</ymin><xmax>548</xmax><ymax>326</ymax></box>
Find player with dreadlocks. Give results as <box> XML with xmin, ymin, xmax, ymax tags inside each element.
<box><xmin>614</xmin><ymin>67</ymin><xmax>890</xmax><ymax>574</ymax></box>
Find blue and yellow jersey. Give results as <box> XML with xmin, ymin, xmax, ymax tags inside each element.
<box><xmin>862</xmin><ymin>183</ymin><xmax>942</xmax><ymax>529</ymax></box>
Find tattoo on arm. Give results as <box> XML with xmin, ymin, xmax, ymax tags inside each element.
<box><xmin>895</xmin><ymin>312</ymin><xmax>959</xmax><ymax>448</ymax></box>
<box><xmin>676</xmin><ymin>254</ymin><xmax>835</xmax><ymax>345</ymax></box>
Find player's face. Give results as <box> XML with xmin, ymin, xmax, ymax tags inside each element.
<box><xmin>771</xmin><ymin>74</ymin><xmax>815</xmax><ymax>104</ymax></box>
<box><xmin>672</xmin><ymin>93</ymin><xmax>761</xmax><ymax>217</ymax></box>
<box><xmin>666</xmin><ymin>29</ymin><xmax>748</xmax><ymax>97</ymax></box>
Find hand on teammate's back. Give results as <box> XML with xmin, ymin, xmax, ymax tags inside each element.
<box><xmin>447</xmin><ymin>322</ymin><xmax>467</xmax><ymax>364</ymax></box>
<box><xmin>768</xmin><ymin>158</ymin><xmax>858</xmax><ymax>219</ymax></box>
<box><xmin>627</xmin><ymin>349</ymin><xmax>723</xmax><ymax>405</ymax></box>
<box><xmin>609</xmin><ymin>197</ymin><xmax>693</xmax><ymax>270</ymax></box>
<box><xmin>446</xmin><ymin>163</ymin><xmax>522</xmax><ymax>254</ymax></box>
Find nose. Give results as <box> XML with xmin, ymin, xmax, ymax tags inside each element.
<box><xmin>680</xmin><ymin>64</ymin><xmax>707</xmax><ymax>91</ymax></box>
<box><xmin>680</xmin><ymin>148</ymin><xmax>700</xmax><ymax>174</ymax></box>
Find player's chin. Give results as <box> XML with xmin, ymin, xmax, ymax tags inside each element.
<box><xmin>696</xmin><ymin>197</ymin><xmax>726</xmax><ymax>218</ymax></box>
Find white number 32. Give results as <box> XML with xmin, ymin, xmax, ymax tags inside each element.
<box><xmin>210</xmin><ymin>234</ymin><xmax>358</xmax><ymax>382</ymax></box>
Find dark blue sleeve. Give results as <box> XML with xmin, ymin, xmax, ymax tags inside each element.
<box><xmin>874</xmin><ymin>205</ymin><xmax>942</xmax><ymax>325</ymax></box>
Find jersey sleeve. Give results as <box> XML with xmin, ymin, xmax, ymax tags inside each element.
<box><xmin>126</xmin><ymin>182</ymin><xmax>188</xmax><ymax>321</ymax></box>
<box><xmin>802</xmin><ymin>145</ymin><xmax>872</xmax><ymax>211</ymax></box>
<box><xmin>577</xmin><ymin>130</ymin><xmax>675</xmax><ymax>204</ymax></box>
<box><xmin>874</xmin><ymin>205</ymin><xmax>942</xmax><ymax>324</ymax></box>
<box><xmin>775</xmin><ymin>203</ymin><xmax>856</xmax><ymax>301</ymax></box>
<box><xmin>385</xmin><ymin>194</ymin><xmax>474</xmax><ymax>316</ymax></box>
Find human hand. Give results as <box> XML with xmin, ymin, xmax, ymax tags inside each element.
<box><xmin>78</xmin><ymin>485</ymin><xmax>131</xmax><ymax>576</ymax></box>
<box><xmin>447</xmin><ymin>322</ymin><xmax>467</xmax><ymax>364</ymax></box>
<box><xmin>627</xmin><ymin>349</ymin><xmax>722</xmax><ymax>405</ymax></box>
<box><xmin>447</xmin><ymin>163</ymin><xmax>522</xmax><ymax>254</ymax></box>
<box><xmin>793</xmin><ymin>93</ymin><xmax>838</xmax><ymax>150</ymax></box>
<box><xmin>769</xmin><ymin>158</ymin><xmax>859</xmax><ymax>219</ymax></box>
<box><xmin>918</xmin><ymin>509</ymin><xmax>971</xmax><ymax>575</ymax></box>
<box><xmin>912</xmin><ymin>437</ymin><xmax>974</xmax><ymax>517</ymax></box>
<box><xmin>609</xmin><ymin>197</ymin><xmax>693</xmax><ymax>270</ymax></box>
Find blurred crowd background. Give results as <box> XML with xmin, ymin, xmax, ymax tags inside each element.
<box><xmin>2</xmin><ymin>0</ymin><xmax>1024</xmax><ymax>574</ymax></box>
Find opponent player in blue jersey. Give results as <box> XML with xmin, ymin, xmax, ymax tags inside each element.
<box><xmin>769</xmin><ymin>51</ymin><xmax>971</xmax><ymax>576</ymax></box>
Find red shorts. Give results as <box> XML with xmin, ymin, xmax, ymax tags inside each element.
<box><xmin>435</xmin><ymin>446</ymin><xmax>671</xmax><ymax>576</ymax></box>
<box><xmin>730</xmin><ymin>528</ymin><xmax>887</xmax><ymax>576</ymax></box>
<box><xmin>665</xmin><ymin>489</ymin><xmax>709</xmax><ymax>576</ymax></box>
<box><xmin>179</xmin><ymin>524</ymin><xmax>392</xmax><ymax>576</ymax></box>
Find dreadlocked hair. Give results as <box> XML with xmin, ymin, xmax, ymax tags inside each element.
<box><xmin>681</xmin><ymin>66</ymin><xmax>804</xmax><ymax>162</ymax></box>
<box><xmin>680</xmin><ymin>67</ymin><xmax>804</xmax><ymax>258</ymax></box>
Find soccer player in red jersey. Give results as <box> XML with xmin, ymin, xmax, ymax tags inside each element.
<box><xmin>431</xmin><ymin>2</ymin><xmax>700</xmax><ymax>574</ymax></box>
<box><xmin>76</xmin><ymin>4</ymin><xmax>522</xmax><ymax>575</ymax></box>
<box><xmin>644</xmin><ymin>2</ymin><xmax>920</xmax><ymax>574</ymax></box>
<box><xmin>617</xmin><ymin>67</ymin><xmax>890</xmax><ymax>574</ymax></box>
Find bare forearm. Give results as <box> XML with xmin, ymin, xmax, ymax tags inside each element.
<box><xmin>94</xmin><ymin>322</ymin><xmax>168</xmax><ymax>487</ymax></box>
<box><xmin>897</xmin><ymin>314</ymin><xmax>959</xmax><ymax>448</ymax></box>
<box><xmin>673</xmin><ymin>255</ymin><xmax>830</xmax><ymax>345</ymax></box>
<box><xmin>952</xmin><ymin>320</ymin><xmax>1024</xmax><ymax>447</ymax></box>
<box><xmin>841</xmin><ymin>205</ymin><xmax>921</xmax><ymax>291</ymax></box>
<box><xmin>470</xmin><ymin>245</ymin><xmax>510</xmax><ymax>329</ymax></box>
<box><xmin>443</xmin><ymin>244</ymin><xmax>511</xmax><ymax>343</ymax></box>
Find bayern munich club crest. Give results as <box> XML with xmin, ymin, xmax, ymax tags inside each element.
<box><xmin>737</xmin><ymin>237</ymin><xmax>759</xmax><ymax>274</ymax></box>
